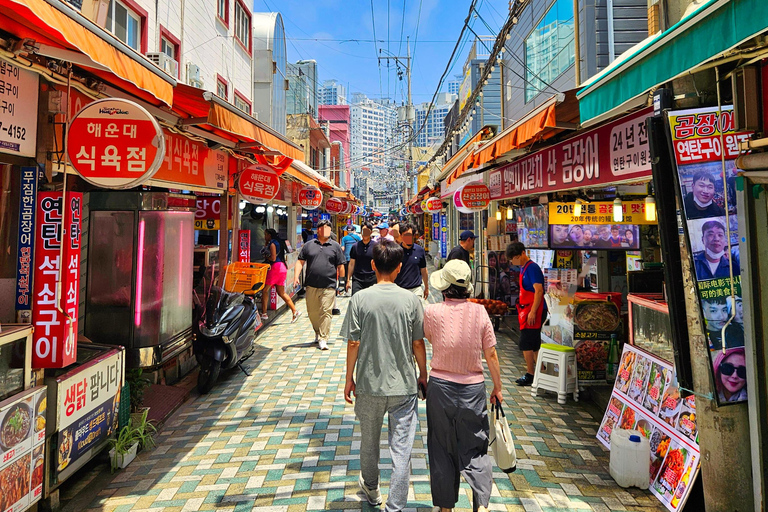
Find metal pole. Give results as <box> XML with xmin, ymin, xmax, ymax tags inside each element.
<box><xmin>407</xmin><ymin>37</ymin><xmax>413</xmax><ymax>203</ymax></box>
<box><xmin>573</xmin><ymin>0</ymin><xmax>581</xmax><ymax>86</ymax></box>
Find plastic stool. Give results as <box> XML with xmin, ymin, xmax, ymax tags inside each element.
<box><xmin>531</xmin><ymin>343</ymin><xmax>578</xmax><ymax>405</ymax></box>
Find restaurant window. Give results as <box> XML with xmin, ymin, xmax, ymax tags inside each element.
<box><xmin>106</xmin><ymin>0</ymin><xmax>144</xmax><ymax>51</ymax></box>
<box><xmin>217</xmin><ymin>0</ymin><xmax>228</xmax><ymax>25</ymax></box>
<box><xmin>216</xmin><ymin>75</ymin><xmax>228</xmax><ymax>100</ymax></box>
<box><xmin>524</xmin><ymin>0</ymin><xmax>575</xmax><ymax>102</ymax></box>
<box><xmin>234</xmin><ymin>0</ymin><xmax>251</xmax><ymax>51</ymax></box>
<box><xmin>234</xmin><ymin>91</ymin><xmax>251</xmax><ymax>115</ymax></box>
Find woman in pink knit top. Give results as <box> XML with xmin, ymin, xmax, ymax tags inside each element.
<box><xmin>424</xmin><ymin>260</ymin><xmax>503</xmax><ymax>512</ymax></box>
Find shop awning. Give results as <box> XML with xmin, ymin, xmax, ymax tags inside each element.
<box><xmin>577</xmin><ymin>0</ymin><xmax>768</xmax><ymax>126</ymax></box>
<box><xmin>438</xmin><ymin>129</ymin><xmax>492</xmax><ymax>185</ymax></box>
<box><xmin>288</xmin><ymin>160</ymin><xmax>334</xmax><ymax>190</ymax></box>
<box><xmin>0</xmin><ymin>0</ymin><xmax>174</xmax><ymax>106</ymax></box>
<box><xmin>173</xmin><ymin>84</ymin><xmax>304</xmax><ymax>162</ymax></box>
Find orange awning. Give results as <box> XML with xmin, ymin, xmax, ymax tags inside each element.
<box><xmin>1</xmin><ymin>0</ymin><xmax>174</xmax><ymax>106</ymax></box>
<box><xmin>474</xmin><ymin>103</ymin><xmax>557</xmax><ymax>166</ymax></box>
<box><xmin>173</xmin><ymin>84</ymin><xmax>304</xmax><ymax>162</ymax></box>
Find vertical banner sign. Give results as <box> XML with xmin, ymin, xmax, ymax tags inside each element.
<box><xmin>16</xmin><ymin>166</ymin><xmax>38</xmax><ymax>311</ymax></box>
<box><xmin>440</xmin><ymin>213</ymin><xmax>447</xmax><ymax>258</ymax></box>
<box><xmin>31</xmin><ymin>192</ymin><xmax>82</xmax><ymax>369</ymax></box>
<box><xmin>238</xmin><ymin>231</ymin><xmax>251</xmax><ymax>262</ymax></box>
<box><xmin>432</xmin><ymin>213</ymin><xmax>439</xmax><ymax>240</ymax></box>
<box><xmin>668</xmin><ymin>106</ymin><xmax>750</xmax><ymax>405</ymax></box>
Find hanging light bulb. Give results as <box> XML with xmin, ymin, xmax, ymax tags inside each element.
<box><xmin>574</xmin><ymin>198</ymin><xmax>583</xmax><ymax>217</ymax></box>
<box><xmin>507</xmin><ymin>207</ymin><xmax>513</xmax><ymax>220</ymax></box>
<box><xmin>484</xmin><ymin>79</ymin><xmax>489</xmax><ymax>86</ymax></box>
<box><xmin>495</xmin><ymin>210</ymin><xmax>502</xmax><ymax>221</ymax></box>
<box><xmin>645</xmin><ymin>195</ymin><xmax>657</xmax><ymax>222</ymax></box>
<box><xmin>479</xmin><ymin>91</ymin><xmax>484</xmax><ymax>97</ymax></box>
<box><xmin>500</xmin><ymin>46</ymin><xmax>506</xmax><ymax>53</ymax></box>
<box><xmin>613</xmin><ymin>197</ymin><xmax>623</xmax><ymax>222</ymax></box>
<box><xmin>490</xmin><ymin>66</ymin><xmax>495</xmax><ymax>72</ymax></box>
<box><xmin>267</xmin><ymin>206</ymin><xmax>274</xmax><ymax>213</ymax></box>
<box><xmin>472</xmin><ymin>109</ymin><xmax>476</xmax><ymax>115</ymax></box>
<box><xmin>256</xmin><ymin>206</ymin><xmax>266</xmax><ymax>213</ymax></box>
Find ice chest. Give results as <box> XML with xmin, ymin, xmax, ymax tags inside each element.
<box><xmin>610</xmin><ymin>429</ymin><xmax>650</xmax><ymax>489</ymax></box>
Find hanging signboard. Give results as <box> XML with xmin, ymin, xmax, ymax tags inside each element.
<box><xmin>325</xmin><ymin>197</ymin><xmax>345</xmax><ymax>214</ymax></box>
<box><xmin>455</xmin><ymin>183</ymin><xmax>491</xmax><ymax>212</ymax></box>
<box><xmin>0</xmin><ymin>63</ymin><xmax>39</xmax><ymax>158</ymax></box>
<box><xmin>15</xmin><ymin>167</ymin><xmax>38</xmax><ymax>313</ymax></box>
<box><xmin>489</xmin><ymin>108</ymin><xmax>653</xmax><ymax>200</ymax></box>
<box><xmin>67</xmin><ymin>99</ymin><xmax>165</xmax><ymax>189</ymax></box>
<box><xmin>238</xmin><ymin>231</ymin><xmax>250</xmax><ymax>262</ymax></box>
<box><xmin>439</xmin><ymin>213</ymin><xmax>447</xmax><ymax>258</ymax></box>
<box><xmin>55</xmin><ymin>348</ymin><xmax>123</xmax><ymax>481</ymax></box>
<box><xmin>0</xmin><ymin>387</ymin><xmax>47</xmax><ymax>512</ymax></box>
<box><xmin>432</xmin><ymin>213</ymin><xmax>440</xmax><ymax>240</ymax></box>
<box><xmin>549</xmin><ymin>201</ymin><xmax>656</xmax><ymax>225</ymax></box>
<box><xmin>239</xmin><ymin>166</ymin><xmax>280</xmax><ymax>203</ymax></box>
<box><xmin>668</xmin><ymin>106</ymin><xmax>749</xmax><ymax>405</ymax></box>
<box><xmin>298</xmin><ymin>186</ymin><xmax>323</xmax><ymax>210</ymax></box>
<box><xmin>31</xmin><ymin>192</ymin><xmax>82</xmax><ymax>369</ymax></box>
<box><xmin>597</xmin><ymin>344</ymin><xmax>700</xmax><ymax>512</ymax></box>
<box><xmin>423</xmin><ymin>197</ymin><xmax>442</xmax><ymax>213</ymax></box>
<box><xmin>152</xmin><ymin>130</ymin><xmax>228</xmax><ymax>191</ymax></box>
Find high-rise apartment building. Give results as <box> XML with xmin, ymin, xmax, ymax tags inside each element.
<box><xmin>287</xmin><ymin>60</ymin><xmax>319</xmax><ymax>117</ymax></box>
<box><xmin>350</xmin><ymin>94</ymin><xmax>398</xmax><ymax>203</ymax></box>
<box><xmin>445</xmin><ymin>74</ymin><xmax>463</xmax><ymax>95</ymax></box>
<box><xmin>319</xmin><ymin>79</ymin><xmax>347</xmax><ymax>106</ymax></box>
<box><xmin>414</xmin><ymin>92</ymin><xmax>457</xmax><ymax>148</ymax></box>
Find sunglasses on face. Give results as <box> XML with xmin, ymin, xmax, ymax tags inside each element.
<box><xmin>720</xmin><ymin>362</ymin><xmax>746</xmax><ymax>379</ymax></box>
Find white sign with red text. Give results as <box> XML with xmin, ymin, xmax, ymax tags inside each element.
<box><xmin>0</xmin><ymin>63</ymin><xmax>38</xmax><ymax>158</ymax></box>
<box><xmin>239</xmin><ymin>166</ymin><xmax>280</xmax><ymax>203</ymax></box>
<box><xmin>67</xmin><ymin>99</ymin><xmax>164</xmax><ymax>189</ymax></box>
<box><xmin>325</xmin><ymin>197</ymin><xmax>345</xmax><ymax>214</ymax></box>
<box><xmin>298</xmin><ymin>186</ymin><xmax>323</xmax><ymax>210</ymax></box>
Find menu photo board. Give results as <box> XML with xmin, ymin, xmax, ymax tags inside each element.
<box><xmin>597</xmin><ymin>345</ymin><xmax>699</xmax><ymax>512</ymax></box>
<box><xmin>0</xmin><ymin>386</ymin><xmax>47</xmax><ymax>512</ymax></box>
<box><xmin>55</xmin><ymin>349</ymin><xmax>123</xmax><ymax>481</ymax></box>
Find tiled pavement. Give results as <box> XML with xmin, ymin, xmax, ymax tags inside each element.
<box><xmin>87</xmin><ymin>282</ymin><xmax>666</xmax><ymax>512</ymax></box>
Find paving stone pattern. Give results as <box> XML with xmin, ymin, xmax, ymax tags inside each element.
<box><xmin>89</xmin><ymin>282</ymin><xmax>665</xmax><ymax>512</ymax></box>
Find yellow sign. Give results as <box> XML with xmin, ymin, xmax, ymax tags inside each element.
<box><xmin>195</xmin><ymin>219</ymin><xmax>220</xmax><ymax>230</ymax></box>
<box><xmin>548</xmin><ymin>201</ymin><xmax>655</xmax><ymax>225</ymax></box>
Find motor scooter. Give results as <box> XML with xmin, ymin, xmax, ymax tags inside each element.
<box><xmin>193</xmin><ymin>266</ymin><xmax>263</xmax><ymax>394</ymax></box>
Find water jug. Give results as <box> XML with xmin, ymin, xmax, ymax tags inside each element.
<box><xmin>610</xmin><ymin>428</ymin><xmax>650</xmax><ymax>489</ymax></box>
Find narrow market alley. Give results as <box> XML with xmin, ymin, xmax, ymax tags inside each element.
<box><xmin>72</xmin><ymin>288</ymin><xmax>666</xmax><ymax>512</ymax></box>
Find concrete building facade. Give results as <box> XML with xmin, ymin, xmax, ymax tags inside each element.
<box><xmin>414</xmin><ymin>92</ymin><xmax>457</xmax><ymax>148</ymax></box>
<box><xmin>319</xmin><ymin>105</ymin><xmax>351</xmax><ymax>189</ymax></box>
<box><xmin>287</xmin><ymin>59</ymin><xmax>319</xmax><ymax>117</ymax></box>
<box><xmin>319</xmin><ymin>79</ymin><xmax>347</xmax><ymax>106</ymax></box>
<box><xmin>252</xmin><ymin>12</ymin><xmax>288</xmax><ymax>134</ymax></box>
<box><xmin>349</xmin><ymin>94</ymin><xmax>397</xmax><ymax>188</ymax></box>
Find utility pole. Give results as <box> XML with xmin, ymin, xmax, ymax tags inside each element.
<box><xmin>378</xmin><ymin>36</ymin><xmax>413</xmax><ymax>206</ymax></box>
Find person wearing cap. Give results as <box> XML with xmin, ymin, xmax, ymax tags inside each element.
<box><xmin>394</xmin><ymin>222</ymin><xmax>429</xmax><ymax>302</ymax></box>
<box><xmin>294</xmin><ymin>219</ymin><xmax>346</xmax><ymax>350</ymax></box>
<box><xmin>424</xmin><ymin>260</ymin><xmax>502</xmax><ymax>512</ymax></box>
<box><xmin>342</xmin><ymin>240</ymin><xmax>427</xmax><ymax>511</ymax></box>
<box><xmin>447</xmin><ymin>231</ymin><xmax>477</xmax><ymax>266</ymax></box>
<box><xmin>506</xmin><ymin>242</ymin><xmax>547</xmax><ymax>386</ymax></box>
<box><xmin>374</xmin><ymin>222</ymin><xmax>394</xmax><ymax>242</ymax></box>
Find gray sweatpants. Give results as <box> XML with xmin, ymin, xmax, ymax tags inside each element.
<box><xmin>426</xmin><ymin>377</ymin><xmax>492</xmax><ymax>510</ymax></box>
<box><xmin>354</xmin><ymin>393</ymin><xmax>418</xmax><ymax>512</ymax></box>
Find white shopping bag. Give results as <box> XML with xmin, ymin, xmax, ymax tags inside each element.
<box><xmin>489</xmin><ymin>401</ymin><xmax>517</xmax><ymax>473</ymax></box>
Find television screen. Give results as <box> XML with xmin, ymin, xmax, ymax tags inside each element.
<box><xmin>515</xmin><ymin>205</ymin><xmax>549</xmax><ymax>248</ymax></box>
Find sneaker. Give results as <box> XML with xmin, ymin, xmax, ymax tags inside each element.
<box><xmin>318</xmin><ymin>339</ymin><xmax>329</xmax><ymax>351</ymax></box>
<box><xmin>358</xmin><ymin>474</ymin><xmax>382</xmax><ymax>506</ymax></box>
<box><xmin>260</xmin><ymin>313</ymin><xmax>269</xmax><ymax>321</ymax></box>
<box><xmin>332</xmin><ymin>308</ymin><xmax>341</xmax><ymax>315</ymax></box>
<box><xmin>313</xmin><ymin>334</ymin><xmax>319</xmax><ymax>344</ymax></box>
<box><xmin>291</xmin><ymin>311</ymin><xmax>302</xmax><ymax>323</ymax></box>
<box><xmin>516</xmin><ymin>373</ymin><xmax>534</xmax><ymax>386</ymax></box>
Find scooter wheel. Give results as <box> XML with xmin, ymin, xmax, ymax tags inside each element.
<box><xmin>197</xmin><ymin>358</ymin><xmax>221</xmax><ymax>394</ymax></box>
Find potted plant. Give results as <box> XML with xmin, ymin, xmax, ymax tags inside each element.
<box><xmin>126</xmin><ymin>369</ymin><xmax>152</xmax><ymax>423</ymax></box>
<box><xmin>108</xmin><ymin>409</ymin><xmax>157</xmax><ymax>472</ymax></box>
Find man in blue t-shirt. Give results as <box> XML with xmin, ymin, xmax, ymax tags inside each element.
<box><xmin>341</xmin><ymin>226</ymin><xmax>362</xmax><ymax>293</ymax></box>
<box><xmin>394</xmin><ymin>223</ymin><xmax>429</xmax><ymax>303</ymax></box>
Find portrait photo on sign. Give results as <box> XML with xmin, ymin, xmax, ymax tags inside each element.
<box><xmin>549</xmin><ymin>224</ymin><xmax>640</xmax><ymax>250</ymax></box>
<box><xmin>687</xmin><ymin>216</ymin><xmax>740</xmax><ymax>282</ymax></box>
<box><xmin>711</xmin><ymin>347</ymin><xmax>747</xmax><ymax>403</ymax></box>
<box><xmin>678</xmin><ymin>160</ymin><xmax>737</xmax><ymax>220</ymax></box>
<box><xmin>515</xmin><ymin>205</ymin><xmax>549</xmax><ymax>248</ymax></box>
<box><xmin>701</xmin><ymin>292</ymin><xmax>744</xmax><ymax>351</ymax></box>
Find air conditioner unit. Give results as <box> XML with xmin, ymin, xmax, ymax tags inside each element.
<box><xmin>146</xmin><ymin>52</ymin><xmax>178</xmax><ymax>77</ymax></box>
<box><xmin>187</xmin><ymin>63</ymin><xmax>204</xmax><ymax>88</ymax></box>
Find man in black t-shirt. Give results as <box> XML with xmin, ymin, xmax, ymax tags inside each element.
<box><xmin>394</xmin><ymin>223</ymin><xmax>428</xmax><ymax>302</ymax></box>
<box><xmin>446</xmin><ymin>230</ymin><xmax>476</xmax><ymax>265</ymax></box>
<box><xmin>345</xmin><ymin>222</ymin><xmax>377</xmax><ymax>295</ymax></box>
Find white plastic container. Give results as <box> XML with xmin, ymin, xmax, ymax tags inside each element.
<box><xmin>610</xmin><ymin>429</ymin><xmax>650</xmax><ymax>489</ymax></box>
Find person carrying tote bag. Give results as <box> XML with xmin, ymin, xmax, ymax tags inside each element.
<box><xmin>489</xmin><ymin>401</ymin><xmax>517</xmax><ymax>473</ymax></box>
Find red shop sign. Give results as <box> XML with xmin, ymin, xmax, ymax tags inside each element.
<box><xmin>325</xmin><ymin>197</ymin><xmax>345</xmax><ymax>214</ymax></box>
<box><xmin>299</xmin><ymin>186</ymin><xmax>323</xmax><ymax>210</ymax></box>
<box><xmin>488</xmin><ymin>108</ymin><xmax>654</xmax><ymax>200</ymax></box>
<box><xmin>457</xmin><ymin>183</ymin><xmax>491</xmax><ymax>210</ymax></box>
<box><xmin>239</xmin><ymin>231</ymin><xmax>251</xmax><ymax>262</ymax></box>
<box><xmin>66</xmin><ymin>99</ymin><xmax>164</xmax><ymax>189</ymax></box>
<box><xmin>239</xmin><ymin>165</ymin><xmax>280</xmax><ymax>203</ymax></box>
<box><xmin>32</xmin><ymin>191</ymin><xmax>82</xmax><ymax>368</ymax></box>
<box><xmin>423</xmin><ymin>197</ymin><xmax>442</xmax><ymax>213</ymax></box>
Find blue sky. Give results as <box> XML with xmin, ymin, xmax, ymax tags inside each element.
<box><xmin>253</xmin><ymin>0</ymin><xmax>507</xmax><ymax>105</ymax></box>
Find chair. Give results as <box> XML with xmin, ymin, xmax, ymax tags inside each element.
<box><xmin>531</xmin><ymin>343</ymin><xmax>578</xmax><ymax>405</ymax></box>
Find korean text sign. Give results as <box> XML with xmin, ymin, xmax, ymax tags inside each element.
<box><xmin>298</xmin><ymin>186</ymin><xmax>323</xmax><ymax>210</ymax></box>
<box><xmin>0</xmin><ymin>62</ymin><xmax>38</xmax><ymax>158</ymax></box>
<box><xmin>56</xmin><ymin>349</ymin><xmax>123</xmax><ymax>478</ymax></box>
<box><xmin>16</xmin><ymin>167</ymin><xmax>38</xmax><ymax>310</ymax></box>
<box><xmin>32</xmin><ymin>192</ymin><xmax>82</xmax><ymax>368</ymax></box>
<box><xmin>239</xmin><ymin>166</ymin><xmax>280</xmax><ymax>203</ymax></box>
<box><xmin>489</xmin><ymin>109</ymin><xmax>653</xmax><ymax>200</ymax></box>
<box><xmin>239</xmin><ymin>231</ymin><xmax>251</xmax><ymax>262</ymax></box>
<box><xmin>549</xmin><ymin>201</ymin><xmax>656</xmax><ymax>225</ymax></box>
<box><xmin>67</xmin><ymin>98</ymin><xmax>164</xmax><ymax>189</ymax></box>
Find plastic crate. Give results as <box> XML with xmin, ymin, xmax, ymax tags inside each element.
<box><xmin>223</xmin><ymin>262</ymin><xmax>269</xmax><ymax>293</ymax></box>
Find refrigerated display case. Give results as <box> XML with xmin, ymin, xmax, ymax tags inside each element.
<box><xmin>0</xmin><ymin>325</ymin><xmax>33</xmax><ymax>401</ymax></box>
<box><xmin>627</xmin><ymin>293</ymin><xmax>674</xmax><ymax>364</ymax></box>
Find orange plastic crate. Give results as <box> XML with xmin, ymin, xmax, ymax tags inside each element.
<box><xmin>222</xmin><ymin>262</ymin><xmax>269</xmax><ymax>293</ymax></box>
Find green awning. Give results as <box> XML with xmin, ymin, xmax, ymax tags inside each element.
<box><xmin>577</xmin><ymin>0</ymin><xmax>768</xmax><ymax>125</ymax></box>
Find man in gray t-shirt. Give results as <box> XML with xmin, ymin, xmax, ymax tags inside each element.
<box><xmin>342</xmin><ymin>241</ymin><xmax>427</xmax><ymax>512</ymax></box>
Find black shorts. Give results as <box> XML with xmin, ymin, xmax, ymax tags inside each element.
<box><xmin>519</xmin><ymin>328</ymin><xmax>542</xmax><ymax>351</ymax></box>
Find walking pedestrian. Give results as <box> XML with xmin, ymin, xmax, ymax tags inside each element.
<box><xmin>341</xmin><ymin>226</ymin><xmax>362</xmax><ymax>291</ymax></box>
<box><xmin>424</xmin><ymin>259</ymin><xmax>503</xmax><ymax>512</ymax></box>
<box><xmin>261</xmin><ymin>229</ymin><xmax>301</xmax><ymax>323</ymax></box>
<box><xmin>374</xmin><ymin>222</ymin><xmax>394</xmax><ymax>242</ymax></box>
<box><xmin>345</xmin><ymin>221</ymin><xmax>377</xmax><ymax>295</ymax></box>
<box><xmin>342</xmin><ymin>240</ymin><xmax>428</xmax><ymax>511</ymax></box>
<box><xmin>293</xmin><ymin>219</ymin><xmax>346</xmax><ymax>350</ymax></box>
<box><xmin>394</xmin><ymin>223</ymin><xmax>429</xmax><ymax>302</ymax></box>
<box><xmin>506</xmin><ymin>242</ymin><xmax>547</xmax><ymax>386</ymax></box>
<box><xmin>447</xmin><ymin>231</ymin><xmax>476</xmax><ymax>265</ymax></box>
